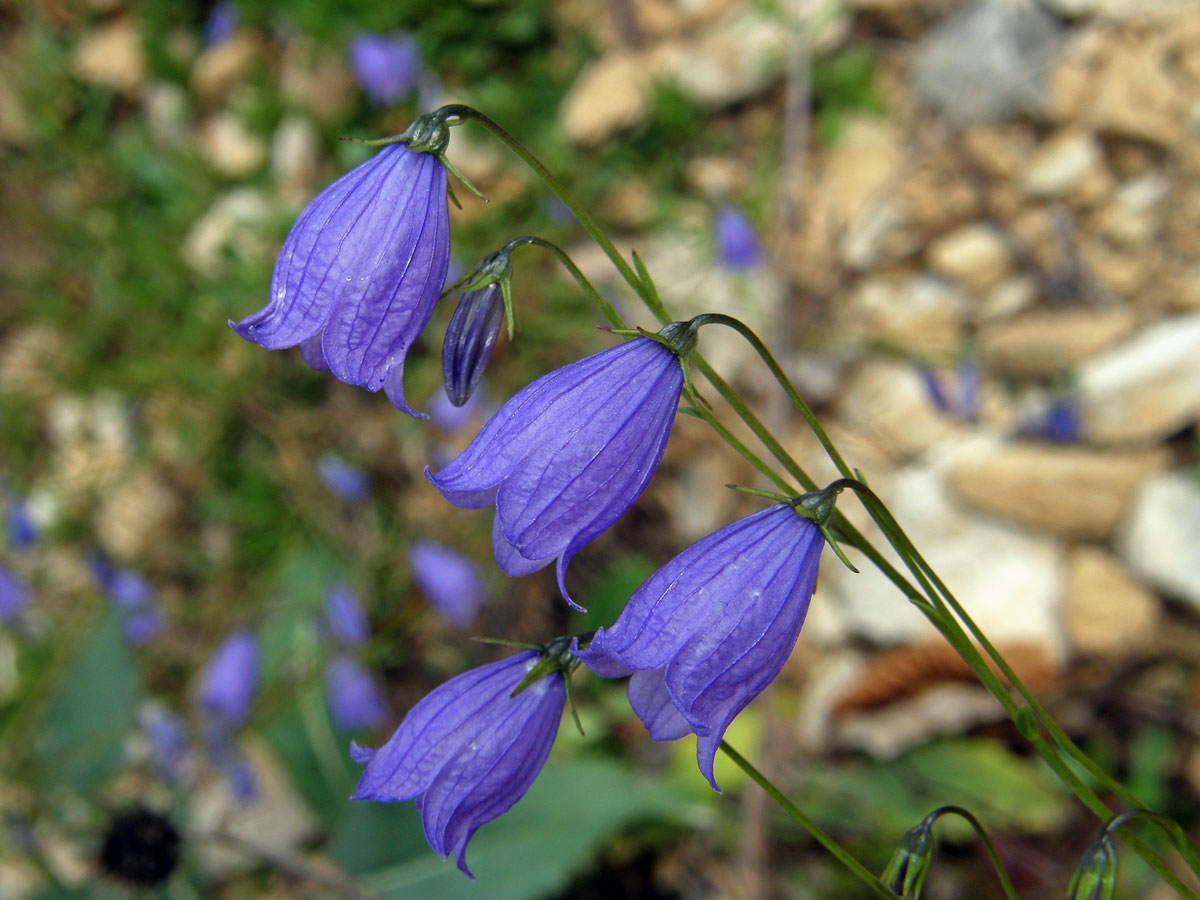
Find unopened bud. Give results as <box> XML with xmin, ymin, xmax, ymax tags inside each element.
<box><xmin>442</xmin><ymin>282</ymin><xmax>505</xmax><ymax>407</ymax></box>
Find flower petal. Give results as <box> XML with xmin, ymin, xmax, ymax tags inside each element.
<box><xmin>627</xmin><ymin>669</ymin><xmax>692</xmax><ymax>742</ymax></box>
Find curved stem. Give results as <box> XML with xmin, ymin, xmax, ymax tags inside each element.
<box><xmin>921</xmin><ymin>805</ymin><xmax>1020</xmax><ymax>900</ymax></box>
<box><xmin>719</xmin><ymin>741</ymin><xmax>897</xmax><ymax>900</ymax></box>
<box><xmin>503</xmin><ymin>235</ymin><xmax>624</xmax><ymax>329</ymax></box>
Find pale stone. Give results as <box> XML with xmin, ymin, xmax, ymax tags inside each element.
<box><xmin>659</xmin><ymin>7</ymin><xmax>788</xmax><ymax>108</ymax></box>
<box><xmin>1096</xmin><ymin>174</ymin><xmax>1169</xmax><ymax>246</ymax></box>
<box><xmin>818</xmin><ymin>464</ymin><xmax>1068</xmax><ymax>661</ymax></box>
<box><xmin>142</xmin><ymin>82</ymin><xmax>189</xmax><ymax>149</ymax></box>
<box><xmin>835</xmin><ymin>359</ymin><xmax>957</xmax><ymax>459</ymax></box>
<box><xmin>839</xmin><ymin>201</ymin><xmax>909</xmax><ymax>271</ymax></box>
<box><xmin>928</xmin><ymin>223</ymin><xmax>1011</xmax><ymax>292</ymax></box>
<box><xmin>815</xmin><ymin>116</ymin><xmax>905</xmax><ymax>228</ymax></box>
<box><xmin>948</xmin><ymin>441</ymin><xmax>1168</xmax><ymax>539</ymax></box>
<box><xmin>561</xmin><ymin>53</ymin><xmax>653</xmax><ymax>146</ymax></box>
<box><xmin>836</xmin><ymin>683</ymin><xmax>1006</xmax><ymax>759</ymax></box>
<box><xmin>1078</xmin><ymin>312</ymin><xmax>1200</xmax><ymax>443</ymax></box>
<box><xmin>843</xmin><ymin>275</ymin><xmax>966</xmax><ymax>358</ymax></box>
<box><xmin>1082</xmin><ymin>34</ymin><xmax>1186</xmax><ymax>145</ymax></box>
<box><xmin>0</xmin><ymin>76</ymin><xmax>29</xmax><ymax>145</ymax></box>
<box><xmin>270</xmin><ymin>116</ymin><xmax>319</xmax><ymax>197</ymax></box>
<box><xmin>1023</xmin><ymin>131</ymin><xmax>1103</xmax><ymax>197</ymax></box>
<box><xmin>191</xmin><ymin>33</ymin><xmax>260</xmax><ymax>99</ymax></box>
<box><xmin>279</xmin><ymin>42</ymin><xmax>355</xmax><ymax>124</ymax></box>
<box><xmin>1118</xmin><ymin>472</ymin><xmax>1200</xmax><ymax>612</ymax></box>
<box><xmin>200</xmin><ymin>112</ymin><xmax>267</xmax><ymax>177</ymax></box>
<box><xmin>1063</xmin><ymin>546</ymin><xmax>1159</xmax><ymax>658</ymax></box>
<box><xmin>73</xmin><ymin>19</ymin><xmax>144</xmax><ymax>93</ymax></box>
<box><xmin>979</xmin><ymin>275</ymin><xmax>1038</xmax><ymax>322</ymax></box>
<box><xmin>1039</xmin><ymin>0</ymin><xmax>1194</xmax><ymax>19</ymax></box>
<box><xmin>192</xmin><ymin>740</ymin><xmax>321</xmax><ymax>878</ymax></box>
<box><xmin>95</xmin><ymin>470</ymin><xmax>179</xmax><ymax>561</ymax></box>
<box><xmin>181</xmin><ymin>188</ymin><xmax>272</xmax><ymax>275</ymax></box>
<box><xmin>979</xmin><ymin>307</ymin><xmax>1136</xmax><ymax>376</ymax></box>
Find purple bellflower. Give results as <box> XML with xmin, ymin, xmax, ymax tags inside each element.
<box><xmin>326</xmin><ymin>655</ymin><xmax>389</xmax><ymax>731</ymax></box>
<box><xmin>317</xmin><ymin>453</ymin><xmax>371</xmax><ymax>502</ymax></box>
<box><xmin>195</xmin><ymin>630</ymin><xmax>259</xmax><ymax>731</ymax></box>
<box><xmin>230</xmin><ymin>130</ymin><xmax>450</xmax><ymax>416</ymax></box>
<box><xmin>323</xmin><ymin>583</ymin><xmax>369</xmax><ymax>649</ymax></box>
<box><xmin>348</xmin><ymin>32</ymin><xmax>422</xmax><ymax>106</ymax></box>
<box><xmin>427</xmin><ymin>324</ymin><xmax>694</xmax><ymax>607</ymax></box>
<box><xmin>409</xmin><ymin>540</ymin><xmax>487</xmax><ymax>629</ymax></box>
<box><xmin>577</xmin><ymin>503</ymin><xmax>825</xmax><ymax>790</ymax></box>
<box><xmin>442</xmin><ymin>283</ymin><xmax>505</xmax><ymax>408</ymax></box>
<box><xmin>90</xmin><ymin>556</ymin><xmax>164</xmax><ymax>646</ymax></box>
<box><xmin>715</xmin><ymin>205</ymin><xmax>764</xmax><ymax>271</ymax></box>
<box><xmin>351</xmin><ymin>650</ymin><xmax>566</xmax><ymax>877</ymax></box>
<box><xmin>0</xmin><ymin>564</ymin><xmax>29</xmax><ymax>624</ymax></box>
<box><xmin>138</xmin><ymin>703</ymin><xmax>191</xmax><ymax>785</ymax></box>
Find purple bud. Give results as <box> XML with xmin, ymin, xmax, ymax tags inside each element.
<box><xmin>0</xmin><ymin>565</ymin><xmax>30</xmax><ymax>624</ymax></box>
<box><xmin>195</xmin><ymin>630</ymin><xmax>259</xmax><ymax>729</ymax></box>
<box><xmin>324</xmin><ymin>584</ymin><xmax>369</xmax><ymax>648</ymax></box>
<box><xmin>409</xmin><ymin>540</ymin><xmax>487</xmax><ymax>629</ymax></box>
<box><xmin>427</xmin><ymin>332</ymin><xmax>685</xmax><ymax>608</ymax></box>
<box><xmin>203</xmin><ymin>2</ymin><xmax>238</xmax><ymax>47</ymax></box>
<box><xmin>578</xmin><ymin>504</ymin><xmax>824</xmax><ymax>790</ymax></box>
<box><xmin>348</xmin><ymin>32</ymin><xmax>423</xmax><ymax>106</ymax></box>
<box><xmin>325</xmin><ymin>655</ymin><xmax>388</xmax><ymax>731</ymax></box>
<box><xmin>317</xmin><ymin>454</ymin><xmax>371</xmax><ymax>503</ymax></box>
<box><xmin>715</xmin><ymin>206</ymin><xmax>764</xmax><ymax>270</ymax></box>
<box><xmin>442</xmin><ymin>284</ymin><xmax>505</xmax><ymax>408</ymax></box>
<box><xmin>351</xmin><ymin>651</ymin><xmax>565</xmax><ymax>877</ymax></box>
<box><xmin>230</xmin><ymin>142</ymin><xmax>450</xmax><ymax>416</ymax></box>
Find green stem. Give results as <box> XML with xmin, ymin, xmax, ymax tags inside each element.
<box><xmin>923</xmin><ymin>806</ymin><xmax>1020</xmax><ymax>900</ymax></box>
<box><xmin>719</xmin><ymin>741</ymin><xmax>897</xmax><ymax>900</ymax></box>
<box><xmin>503</xmin><ymin>235</ymin><xmax>624</xmax><ymax>329</ymax></box>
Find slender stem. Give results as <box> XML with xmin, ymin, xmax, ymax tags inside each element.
<box><xmin>719</xmin><ymin>741</ymin><xmax>897</xmax><ymax>900</ymax></box>
<box><xmin>923</xmin><ymin>806</ymin><xmax>1020</xmax><ymax>900</ymax></box>
<box><xmin>504</xmin><ymin>235</ymin><xmax>624</xmax><ymax>329</ymax></box>
<box><xmin>686</xmin><ymin>405</ymin><xmax>797</xmax><ymax>495</ymax></box>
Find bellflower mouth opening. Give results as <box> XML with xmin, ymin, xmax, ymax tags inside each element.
<box><xmin>230</xmin><ymin>139</ymin><xmax>450</xmax><ymax>417</ymax></box>
<box><xmin>426</xmin><ymin>331</ymin><xmax>686</xmax><ymax>609</ymax></box>
<box><xmin>577</xmin><ymin>503</ymin><xmax>825</xmax><ymax>790</ymax></box>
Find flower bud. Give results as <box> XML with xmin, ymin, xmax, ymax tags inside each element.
<box><xmin>1067</xmin><ymin>838</ymin><xmax>1118</xmax><ymax>900</ymax></box>
<box><xmin>442</xmin><ymin>283</ymin><xmax>505</xmax><ymax>407</ymax></box>
<box><xmin>882</xmin><ymin>823</ymin><xmax>935</xmax><ymax>898</ymax></box>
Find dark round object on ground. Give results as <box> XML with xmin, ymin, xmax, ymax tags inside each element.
<box><xmin>98</xmin><ymin>806</ymin><xmax>181</xmax><ymax>887</ymax></box>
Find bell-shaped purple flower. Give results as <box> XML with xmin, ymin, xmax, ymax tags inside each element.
<box><xmin>351</xmin><ymin>651</ymin><xmax>565</xmax><ymax>877</ymax></box>
<box><xmin>326</xmin><ymin>655</ymin><xmax>388</xmax><ymax>732</ymax></box>
<box><xmin>715</xmin><ymin>205</ymin><xmax>764</xmax><ymax>271</ymax></box>
<box><xmin>195</xmin><ymin>630</ymin><xmax>259</xmax><ymax>730</ymax></box>
<box><xmin>0</xmin><ymin>565</ymin><xmax>29</xmax><ymax>624</ymax></box>
<box><xmin>427</xmin><ymin>331</ymin><xmax>687</xmax><ymax>607</ymax></box>
<box><xmin>348</xmin><ymin>32</ymin><xmax>422</xmax><ymax>106</ymax></box>
<box><xmin>409</xmin><ymin>540</ymin><xmax>487</xmax><ymax>629</ymax></box>
<box><xmin>323</xmin><ymin>583</ymin><xmax>370</xmax><ymax>648</ymax></box>
<box><xmin>230</xmin><ymin>141</ymin><xmax>449</xmax><ymax>416</ymax></box>
<box><xmin>442</xmin><ymin>283</ymin><xmax>505</xmax><ymax>407</ymax></box>
<box><xmin>577</xmin><ymin>504</ymin><xmax>824</xmax><ymax>790</ymax></box>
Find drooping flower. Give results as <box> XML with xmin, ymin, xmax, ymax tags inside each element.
<box><xmin>351</xmin><ymin>650</ymin><xmax>566</xmax><ymax>877</ymax></box>
<box><xmin>348</xmin><ymin>32</ymin><xmax>422</xmax><ymax>106</ymax></box>
<box><xmin>195</xmin><ymin>630</ymin><xmax>259</xmax><ymax>730</ymax></box>
<box><xmin>138</xmin><ymin>703</ymin><xmax>191</xmax><ymax>785</ymax></box>
<box><xmin>230</xmin><ymin>132</ymin><xmax>450</xmax><ymax>416</ymax></box>
<box><xmin>427</xmin><ymin>325</ymin><xmax>693</xmax><ymax>606</ymax></box>
<box><xmin>323</xmin><ymin>583</ymin><xmax>369</xmax><ymax>648</ymax></box>
<box><xmin>0</xmin><ymin>564</ymin><xmax>29</xmax><ymax>624</ymax></box>
<box><xmin>714</xmin><ymin>205</ymin><xmax>764</xmax><ymax>270</ymax></box>
<box><xmin>442</xmin><ymin>283</ymin><xmax>505</xmax><ymax>408</ymax></box>
<box><xmin>577</xmin><ymin>503</ymin><xmax>825</xmax><ymax>789</ymax></box>
<box><xmin>409</xmin><ymin>540</ymin><xmax>487</xmax><ymax>629</ymax></box>
<box><xmin>325</xmin><ymin>655</ymin><xmax>388</xmax><ymax>731</ymax></box>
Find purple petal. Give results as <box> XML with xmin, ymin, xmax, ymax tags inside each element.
<box><xmin>628</xmin><ymin>669</ymin><xmax>692</xmax><ymax>742</ymax></box>
<box><xmin>715</xmin><ymin>206</ymin><xmax>764</xmax><ymax>270</ymax></box>
<box><xmin>348</xmin><ymin>32</ymin><xmax>422</xmax><ymax>106</ymax></box>
<box><xmin>409</xmin><ymin>540</ymin><xmax>488</xmax><ymax>629</ymax></box>
<box><xmin>0</xmin><ymin>565</ymin><xmax>29</xmax><ymax>623</ymax></box>
<box><xmin>429</xmin><ymin>337</ymin><xmax>682</xmax><ymax>601</ymax></box>
<box><xmin>123</xmin><ymin>606</ymin><xmax>165</xmax><ymax>647</ymax></box>
<box><xmin>317</xmin><ymin>454</ymin><xmax>371</xmax><ymax>502</ymax></box>
<box><xmin>351</xmin><ymin>651</ymin><xmax>564</xmax><ymax>877</ymax></box>
<box><xmin>195</xmin><ymin>630</ymin><xmax>259</xmax><ymax>728</ymax></box>
<box><xmin>326</xmin><ymin>655</ymin><xmax>389</xmax><ymax>731</ymax></box>
<box><xmin>324</xmin><ymin>584</ymin><xmax>370</xmax><ymax>648</ymax></box>
<box><xmin>492</xmin><ymin>514</ymin><xmax>554</xmax><ymax>578</ymax></box>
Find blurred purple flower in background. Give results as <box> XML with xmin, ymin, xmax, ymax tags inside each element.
<box><xmin>351</xmin><ymin>651</ymin><xmax>565</xmax><ymax>877</ymax></box>
<box><xmin>918</xmin><ymin>359</ymin><xmax>981</xmax><ymax>423</ymax></box>
<box><xmin>579</xmin><ymin>503</ymin><xmax>825</xmax><ymax>790</ymax></box>
<box><xmin>714</xmin><ymin>205</ymin><xmax>764</xmax><ymax>271</ymax></box>
<box><xmin>428</xmin><ymin>328</ymin><xmax>688</xmax><ymax>607</ymax></box>
<box><xmin>0</xmin><ymin>565</ymin><xmax>29</xmax><ymax>624</ymax></box>
<box><xmin>122</xmin><ymin>606</ymin><xmax>166</xmax><ymax>647</ymax></box>
<box><xmin>317</xmin><ymin>454</ymin><xmax>371</xmax><ymax>503</ymax></box>
<box><xmin>203</xmin><ymin>2</ymin><xmax>238</xmax><ymax>46</ymax></box>
<box><xmin>326</xmin><ymin>655</ymin><xmax>388</xmax><ymax>731</ymax></box>
<box><xmin>409</xmin><ymin>540</ymin><xmax>487</xmax><ymax>629</ymax></box>
<box><xmin>1023</xmin><ymin>395</ymin><xmax>1082</xmax><ymax>444</ymax></box>
<box><xmin>5</xmin><ymin>496</ymin><xmax>36</xmax><ymax>551</ymax></box>
<box><xmin>90</xmin><ymin>555</ymin><xmax>164</xmax><ymax>647</ymax></box>
<box><xmin>138</xmin><ymin>703</ymin><xmax>191</xmax><ymax>785</ymax></box>
<box><xmin>348</xmin><ymin>32</ymin><xmax>422</xmax><ymax>106</ymax></box>
<box><xmin>230</xmin><ymin>142</ymin><xmax>450</xmax><ymax>416</ymax></box>
<box><xmin>323</xmin><ymin>583</ymin><xmax>369</xmax><ymax>648</ymax></box>
<box><xmin>428</xmin><ymin>384</ymin><xmax>486</xmax><ymax>434</ymax></box>
<box><xmin>195</xmin><ymin>630</ymin><xmax>259</xmax><ymax>730</ymax></box>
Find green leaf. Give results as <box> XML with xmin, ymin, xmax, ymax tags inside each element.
<box><xmin>34</xmin><ymin>611</ymin><xmax>139</xmax><ymax>790</ymax></box>
<box><xmin>353</xmin><ymin>758</ymin><xmax>698</xmax><ymax>899</ymax></box>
